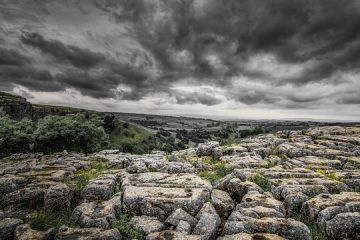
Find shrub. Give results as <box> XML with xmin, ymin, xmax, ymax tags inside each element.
<box><xmin>0</xmin><ymin>116</ymin><xmax>35</xmax><ymax>157</ymax></box>
<box><xmin>33</xmin><ymin>114</ymin><xmax>108</xmax><ymax>153</ymax></box>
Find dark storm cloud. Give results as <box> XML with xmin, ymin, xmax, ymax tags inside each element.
<box><xmin>1</xmin><ymin>0</ymin><xmax>360</xmax><ymax>109</ymax></box>
<box><xmin>0</xmin><ymin>47</ymin><xmax>31</xmax><ymax>66</ymax></box>
<box><xmin>104</xmin><ymin>0</ymin><xmax>360</xmax><ymax>87</ymax></box>
<box><xmin>173</xmin><ymin>91</ymin><xmax>222</xmax><ymax>106</ymax></box>
<box><xmin>21</xmin><ymin>32</ymin><xmax>106</xmax><ymax>69</ymax></box>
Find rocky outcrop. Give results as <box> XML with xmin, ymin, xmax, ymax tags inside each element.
<box><xmin>0</xmin><ymin>126</ymin><xmax>359</xmax><ymax>239</ymax></box>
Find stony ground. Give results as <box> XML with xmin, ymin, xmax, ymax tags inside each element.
<box><xmin>0</xmin><ymin>126</ymin><xmax>359</xmax><ymax>240</ymax></box>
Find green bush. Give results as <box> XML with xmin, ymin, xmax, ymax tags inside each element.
<box><xmin>0</xmin><ymin>114</ymin><xmax>108</xmax><ymax>157</ymax></box>
<box><xmin>0</xmin><ymin>116</ymin><xmax>35</xmax><ymax>157</ymax></box>
<box><xmin>33</xmin><ymin>114</ymin><xmax>108</xmax><ymax>153</ymax></box>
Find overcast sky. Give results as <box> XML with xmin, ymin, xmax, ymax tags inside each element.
<box><xmin>0</xmin><ymin>0</ymin><xmax>360</xmax><ymax>121</ymax></box>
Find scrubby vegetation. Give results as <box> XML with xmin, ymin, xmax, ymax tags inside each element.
<box><xmin>293</xmin><ymin>212</ymin><xmax>327</xmax><ymax>240</ymax></box>
<box><xmin>198</xmin><ymin>157</ymin><xmax>233</xmax><ymax>183</ymax></box>
<box><xmin>0</xmin><ymin>114</ymin><xmax>108</xmax><ymax>157</ymax></box>
<box><xmin>0</xmin><ymin>111</ymin><xmax>267</xmax><ymax>158</ymax></box>
<box><xmin>112</xmin><ymin>214</ymin><xmax>145</xmax><ymax>240</ymax></box>
<box><xmin>28</xmin><ymin>209</ymin><xmax>72</xmax><ymax>231</ymax></box>
<box><xmin>249</xmin><ymin>173</ymin><xmax>271</xmax><ymax>191</ymax></box>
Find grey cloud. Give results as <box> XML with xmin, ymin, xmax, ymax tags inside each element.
<box><xmin>173</xmin><ymin>91</ymin><xmax>222</xmax><ymax>106</ymax></box>
<box><xmin>21</xmin><ymin>32</ymin><xmax>106</xmax><ymax>69</ymax></box>
<box><xmin>0</xmin><ymin>0</ymin><xmax>359</xmax><ymax>112</ymax></box>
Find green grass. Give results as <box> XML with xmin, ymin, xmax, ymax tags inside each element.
<box><xmin>315</xmin><ymin>169</ymin><xmax>343</xmax><ymax>182</ymax></box>
<box><xmin>27</xmin><ymin>209</ymin><xmax>72</xmax><ymax>231</ymax></box>
<box><xmin>293</xmin><ymin>212</ymin><xmax>327</xmax><ymax>240</ymax></box>
<box><xmin>249</xmin><ymin>173</ymin><xmax>271</xmax><ymax>191</ymax></box>
<box><xmin>112</xmin><ymin>214</ymin><xmax>145</xmax><ymax>240</ymax></box>
<box><xmin>198</xmin><ymin>159</ymin><xmax>232</xmax><ymax>184</ymax></box>
<box><xmin>267</xmin><ymin>146</ymin><xmax>287</xmax><ymax>160</ymax></box>
<box><xmin>108</xmin><ymin>120</ymin><xmax>153</xmax><ymax>153</ymax></box>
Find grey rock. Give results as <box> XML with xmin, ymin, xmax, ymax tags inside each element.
<box><xmin>165</xmin><ymin>208</ymin><xmax>197</xmax><ymax>227</ymax></box>
<box><xmin>325</xmin><ymin>212</ymin><xmax>360</xmax><ymax>239</ymax></box>
<box><xmin>71</xmin><ymin>196</ymin><xmax>121</xmax><ymax>229</ymax></box>
<box><xmin>0</xmin><ymin>218</ymin><xmax>24</xmax><ymax>240</ymax></box>
<box><xmin>175</xmin><ymin>220</ymin><xmax>191</xmax><ymax>234</ymax></box>
<box><xmin>211</xmin><ymin>189</ymin><xmax>234</xmax><ymax>216</ymax></box>
<box><xmin>1</xmin><ymin>187</ymin><xmax>45</xmax><ymax>209</ymax></box>
<box><xmin>196</xmin><ymin>141</ymin><xmax>219</xmax><ymax>156</ymax></box>
<box><xmin>54</xmin><ymin>226</ymin><xmax>121</xmax><ymax>240</ymax></box>
<box><xmin>81</xmin><ymin>174</ymin><xmax>116</xmax><ymax>202</ymax></box>
<box><xmin>44</xmin><ymin>183</ymin><xmax>72</xmax><ymax>212</ymax></box>
<box><xmin>14</xmin><ymin>224</ymin><xmax>56</xmax><ymax>240</ymax></box>
<box><xmin>218</xmin><ymin>233</ymin><xmax>286</xmax><ymax>240</ymax></box>
<box><xmin>146</xmin><ymin>230</ymin><xmax>202</xmax><ymax>240</ymax></box>
<box><xmin>223</xmin><ymin>217</ymin><xmax>311</xmax><ymax>240</ymax></box>
<box><xmin>192</xmin><ymin>203</ymin><xmax>220</xmax><ymax>240</ymax></box>
<box><xmin>131</xmin><ymin>216</ymin><xmax>165</xmax><ymax>234</ymax></box>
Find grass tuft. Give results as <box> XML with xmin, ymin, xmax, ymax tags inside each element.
<box><xmin>27</xmin><ymin>209</ymin><xmax>72</xmax><ymax>231</ymax></box>
<box><xmin>112</xmin><ymin>214</ymin><xmax>144</xmax><ymax>240</ymax></box>
<box><xmin>249</xmin><ymin>173</ymin><xmax>271</xmax><ymax>191</ymax></box>
<box><xmin>293</xmin><ymin>212</ymin><xmax>327</xmax><ymax>240</ymax></box>
<box><xmin>198</xmin><ymin>159</ymin><xmax>232</xmax><ymax>184</ymax></box>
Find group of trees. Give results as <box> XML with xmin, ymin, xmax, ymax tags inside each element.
<box><xmin>0</xmin><ymin>113</ymin><xmax>266</xmax><ymax>158</ymax></box>
<box><xmin>0</xmin><ymin>114</ymin><xmax>108</xmax><ymax>157</ymax></box>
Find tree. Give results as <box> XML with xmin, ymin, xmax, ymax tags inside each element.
<box><xmin>0</xmin><ymin>116</ymin><xmax>35</xmax><ymax>157</ymax></box>
<box><xmin>103</xmin><ymin>114</ymin><xmax>116</xmax><ymax>133</ymax></box>
<box><xmin>33</xmin><ymin>114</ymin><xmax>108</xmax><ymax>153</ymax></box>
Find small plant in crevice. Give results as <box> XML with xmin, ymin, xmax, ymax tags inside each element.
<box><xmin>112</xmin><ymin>214</ymin><xmax>145</xmax><ymax>240</ymax></box>
<box><xmin>292</xmin><ymin>212</ymin><xmax>327</xmax><ymax>240</ymax></box>
<box><xmin>198</xmin><ymin>160</ymin><xmax>233</xmax><ymax>184</ymax></box>
<box><xmin>249</xmin><ymin>173</ymin><xmax>271</xmax><ymax>192</ymax></box>
<box><xmin>27</xmin><ymin>209</ymin><xmax>73</xmax><ymax>231</ymax></box>
<box><xmin>315</xmin><ymin>169</ymin><xmax>343</xmax><ymax>182</ymax></box>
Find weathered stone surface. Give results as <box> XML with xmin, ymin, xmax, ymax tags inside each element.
<box><xmin>0</xmin><ymin>218</ymin><xmax>24</xmax><ymax>240</ymax></box>
<box><xmin>192</xmin><ymin>202</ymin><xmax>220</xmax><ymax>240</ymax></box>
<box><xmin>0</xmin><ymin>177</ymin><xmax>18</xmax><ymax>195</ymax></box>
<box><xmin>302</xmin><ymin>192</ymin><xmax>360</xmax><ymax>220</ymax></box>
<box><xmin>1</xmin><ymin>187</ymin><xmax>45</xmax><ymax>210</ymax></box>
<box><xmin>44</xmin><ymin>183</ymin><xmax>72</xmax><ymax>212</ymax></box>
<box><xmin>121</xmin><ymin>172</ymin><xmax>212</xmax><ymax>190</ymax></box>
<box><xmin>1</xmin><ymin>125</ymin><xmax>359</xmax><ymax>239</ymax></box>
<box><xmin>54</xmin><ymin>226</ymin><xmax>121</xmax><ymax>240</ymax></box>
<box><xmin>211</xmin><ymin>189</ymin><xmax>234</xmax><ymax>216</ymax></box>
<box><xmin>218</xmin><ymin>233</ymin><xmax>286</xmax><ymax>240</ymax></box>
<box><xmin>165</xmin><ymin>208</ymin><xmax>197</xmax><ymax>227</ymax></box>
<box><xmin>71</xmin><ymin>196</ymin><xmax>121</xmax><ymax>229</ymax></box>
<box><xmin>122</xmin><ymin>186</ymin><xmax>209</xmax><ymax>220</ymax></box>
<box><xmin>131</xmin><ymin>216</ymin><xmax>165</xmax><ymax>234</ymax></box>
<box><xmin>81</xmin><ymin>174</ymin><xmax>116</xmax><ymax>202</ymax></box>
<box><xmin>14</xmin><ymin>224</ymin><xmax>56</xmax><ymax>240</ymax></box>
<box><xmin>175</xmin><ymin>220</ymin><xmax>191</xmax><ymax>234</ymax></box>
<box><xmin>325</xmin><ymin>212</ymin><xmax>360</xmax><ymax>239</ymax></box>
<box><xmin>223</xmin><ymin>217</ymin><xmax>311</xmax><ymax>240</ymax></box>
<box><xmin>146</xmin><ymin>230</ymin><xmax>202</xmax><ymax>240</ymax></box>
<box><xmin>196</xmin><ymin>141</ymin><xmax>219</xmax><ymax>156</ymax></box>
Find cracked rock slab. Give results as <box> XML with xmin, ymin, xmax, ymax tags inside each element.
<box><xmin>122</xmin><ymin>186</ymin><xmax>209</xmax><ymax>220</ymax></box>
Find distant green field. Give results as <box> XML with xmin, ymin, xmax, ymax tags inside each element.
<box><xmin>109</xmin><ymin>120</ymin><xmax>152</xmax><ymax>146</ymax></box>
<box><xmin>107</xmin><ymin>120</ymin><xmax>155</xmax><ymax>153</ymax></box>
